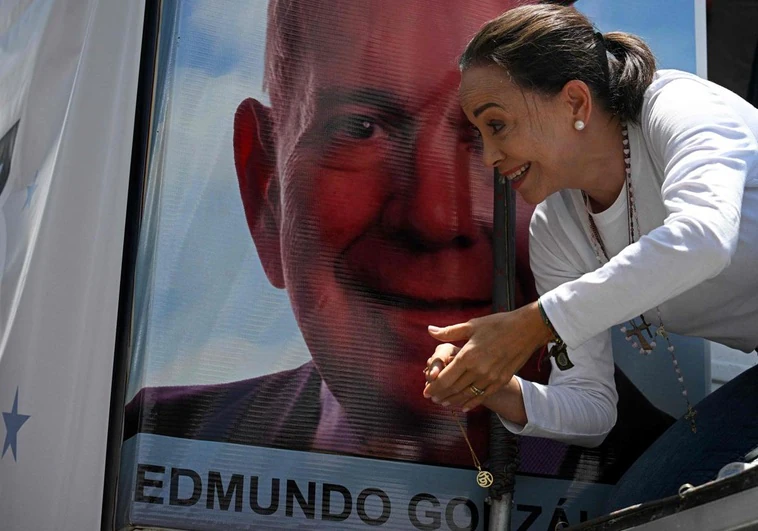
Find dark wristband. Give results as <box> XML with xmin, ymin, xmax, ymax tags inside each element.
<box><xmin>537</xmin><ymin>298</ymin><xmax>564</xmax><ymax>345</ymax></box>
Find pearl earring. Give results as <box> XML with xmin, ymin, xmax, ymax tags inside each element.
<box><xmin>574</xmin><ymin>120</ymin><xmax>585</xmax><ymax>131</ymax></box>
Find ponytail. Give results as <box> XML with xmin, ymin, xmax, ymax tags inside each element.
<box><xmin>604</xmin><ymin>32</ymin><xmax>657</xmax><ymax>123</ymax></box>
<box><xmin>460</xmin><ymin>4</ymin><xmax>657</xmax><ymax>123</ymax></box>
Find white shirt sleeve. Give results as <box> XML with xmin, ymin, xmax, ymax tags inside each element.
<box><xmin>498</xmin><ymin>207</ymin><xmax>618</xmax><ymax>448</ymax></box>
<box><xmin>540</xmin><ymin>77</ymin><xmax>758</xmax><ymax>349</ymax></box>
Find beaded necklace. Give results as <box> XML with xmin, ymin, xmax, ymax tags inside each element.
<box><xmin>582</xmin><ymin>123</ymin><xmax>697</xmax><ymax>433</ymax></box>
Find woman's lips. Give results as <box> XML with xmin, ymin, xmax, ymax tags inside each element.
<box><xmin>501</xmin><ymin>162</ymin><xmax>531</xmax><ymax>191</ymax></box>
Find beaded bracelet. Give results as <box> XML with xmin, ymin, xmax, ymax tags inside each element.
<box><xmin>537</xmin><ymin>298</ymin><xmax>574</xmax><ymax>370</ymax></box>
<box><xmin>537</xmin><ymin>298</ymin><xmax>563</xmax><ymax>344</ymax></box>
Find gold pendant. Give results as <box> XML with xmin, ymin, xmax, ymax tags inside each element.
<box><xmin>476</xmin><ymin>470</ymin><xmax>494</xmax><ymax>488</ymax></box>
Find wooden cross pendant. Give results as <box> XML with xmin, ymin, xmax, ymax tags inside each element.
<box><xmin>685</xmin><ymin>406</ymin><xmax>697</xmax><ymax>434</ymax></box>
<box><xmin>626</xmin><ymin>315</ymin><xmax>654</xmax><ymax>351</ymax></box>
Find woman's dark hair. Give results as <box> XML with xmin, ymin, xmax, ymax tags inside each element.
<box><xmin>459</xmin><ymin>4</ymin><xmax>656</xmax><ymax>123</ymax></box>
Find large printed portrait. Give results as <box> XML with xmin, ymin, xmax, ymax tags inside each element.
<box><xmin>119</xmin><ymin>1</ymin><xmax>706</xmax><ymax>529</ymax></box>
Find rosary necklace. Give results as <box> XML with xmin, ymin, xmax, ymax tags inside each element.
<box><xmin>582</xmin><ymin>123</ymin><xmax>697</xmax><ymax>433</ymax></box>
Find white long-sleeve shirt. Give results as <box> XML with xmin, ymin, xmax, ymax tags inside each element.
<box><xmin>501</xmin><ymin>70</ymin><xmax>758</xmax><ymax>447</ymax></box>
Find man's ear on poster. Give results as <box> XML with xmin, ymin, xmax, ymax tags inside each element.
<box><xmin>233</xmin><ymin>98</ymin><xmax>285</xmax><ymax>289</ymax></box>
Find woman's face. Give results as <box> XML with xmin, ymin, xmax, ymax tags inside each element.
<box><xmin>459</xmin><ymin>64</ymin><xmax>579</xmax><ymax>205</ymax></box>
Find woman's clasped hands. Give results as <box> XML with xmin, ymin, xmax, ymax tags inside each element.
<box><xmin>423</xmin><ymin>303</ymin><xmax>550</xmax><ymax>418</ymax></box>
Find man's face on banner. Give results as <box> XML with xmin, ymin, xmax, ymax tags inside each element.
<box><xmin>235</xmin><ymin>0</ymin><xmax>529</xmax><ymax>420</ymax></box>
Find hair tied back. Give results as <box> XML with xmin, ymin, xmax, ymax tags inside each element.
<box><xmin>594</xmin><ymin>31</ymin><xmax>611</xmax><ymax>88</ymax></box>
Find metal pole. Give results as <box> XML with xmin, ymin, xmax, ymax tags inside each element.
<box><xmin>488</xmin><ymin>170</ymin><xmax>519</xmax><ymax>531</ymax></box>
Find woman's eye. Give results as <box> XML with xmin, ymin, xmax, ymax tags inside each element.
<box><xmin>488</xmin><ymin>122</ymin><xmax>505</xmax><ymax>134</ymax></box>
<box><xmin>326</xmin><ymin>115</ymin><xmax>381</xmax><ymax>141</ymax></box>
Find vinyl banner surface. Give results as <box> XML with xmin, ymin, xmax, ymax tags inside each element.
<box><xmin>118</xmin><ymin>1</ymin><xmax>705</xmax><ymax>529</ymax></box>
<box><xmin>0</xmin><ymin>0</ymin><xmax>144</xmax><ymax>529</ymax></box>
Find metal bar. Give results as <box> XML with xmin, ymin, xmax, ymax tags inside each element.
<box><xmin>488</xmin><ymin>170</ymin><xmax>519</xmax><ymax>531</ymax></box>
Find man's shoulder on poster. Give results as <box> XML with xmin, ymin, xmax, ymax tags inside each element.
<box><xmin>124</xmin><ymin>362</ymin><xmax>321</xmax><ymax>451</ymax></box>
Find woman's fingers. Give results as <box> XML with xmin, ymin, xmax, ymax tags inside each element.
<box><xmin>425</xmin><ymin>308</ymin><xmax>542</xmax><ymax>410</ymax></box>
<box><xmin>425</xmin><ymin>359</ymin><xmax>445</xmax><ymax>382</ymax></box>
<box><xmin>425</xmin><ymin>342</ymin><xmax>517</xmax><ymax>408</ymax></box>
<box><xmin>427</xmin><ymin>321</ymin><xmax>474</xmax><ymax>342</ymax></box>
<box><xmin>432</xmin><ymin>353</ymin><xmax>505</xmax><ymax>408</ymax></box>
<box><xmin>425</xmin><ymin>344</ymin><xmax>491</xmax><ymax>403</ymax></box>
<box><xmin>424</xmin><ymin>343</ymin><xmax>459</xmax><ymax>384</ymax></box>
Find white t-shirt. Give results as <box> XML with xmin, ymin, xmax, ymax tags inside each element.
<box><xmin>501</xmin><ymin>70</ymin><xmax>758</xmax><ymax>447</ymax></box>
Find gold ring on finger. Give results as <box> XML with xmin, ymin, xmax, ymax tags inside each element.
<box><xmin>469</xmin><ymin>384</ymin><xmax>485</xmax><ymax>397</ymax></box>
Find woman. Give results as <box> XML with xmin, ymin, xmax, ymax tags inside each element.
<box><xmin>423</xmin><ymin>3</ymin><xmax>758</xmax><ymax>510</ymax></box>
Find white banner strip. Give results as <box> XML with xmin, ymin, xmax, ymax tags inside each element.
<box><xmin>0</xmin><ymin>0</ymin><xmax>145</xmax><ymax>529</ymax></box>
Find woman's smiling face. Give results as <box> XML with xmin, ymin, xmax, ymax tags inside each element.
<box><xmin>459</xmin><ymin>64</ymin><xmax>579</xmax><ymax>205</ymax></box>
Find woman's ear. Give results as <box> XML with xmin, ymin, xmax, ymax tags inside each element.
<box><xmin>562</xmin><ymin>79</ymin><xmax>593</xmax><ymax>126</ymax></box>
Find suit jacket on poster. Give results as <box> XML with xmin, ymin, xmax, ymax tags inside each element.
<box><xmin>124</xmin><ymin>360</ymin><xmax>674</xmax><ymax>484</ymax></box>
<box><xmin>124</xmin><ymin>362</ymin><xmax>323</xmax><ymax>451</ymax></box>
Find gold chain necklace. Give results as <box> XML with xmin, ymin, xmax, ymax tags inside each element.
<box><xmin>424</xmin><ymin>363</ymin><xmax>494</xmax><ymax>488</ymax></box>
<box><xmin>452</xmin><ymin>413</ymin><xmax>494</xmax><ymax>488</ymax></box>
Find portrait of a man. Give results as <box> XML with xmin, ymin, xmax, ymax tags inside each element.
<box><xmin>124</xmin><ymin>0</ymin><xmax>672</xmax><ymax>483</ymax></box>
